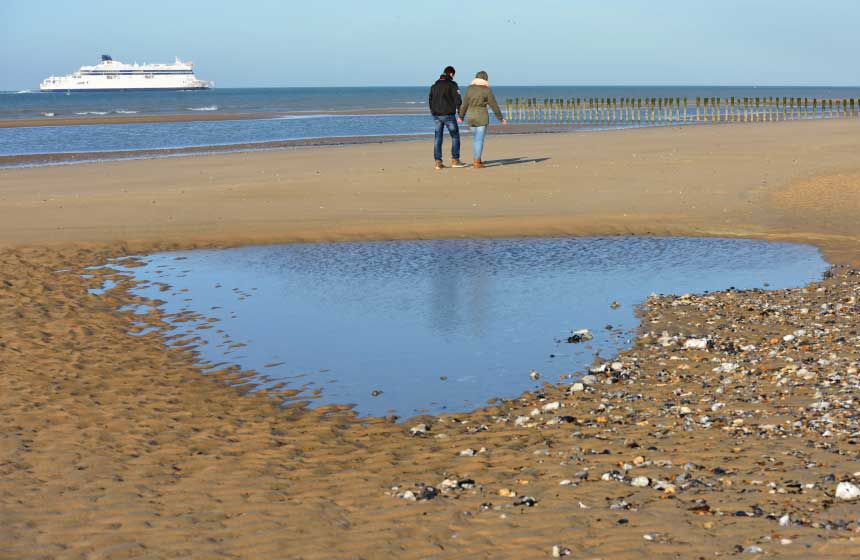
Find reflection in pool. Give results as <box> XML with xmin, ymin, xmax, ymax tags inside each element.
<box><xmin>112</xmin><ymin>237</ymin><xmax>827</xmax><ymax>418</ymax></box>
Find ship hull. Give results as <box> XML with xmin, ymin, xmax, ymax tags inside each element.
<box><xmin>39</xmin><ymin>86</ymin><xmax>211</xmax><ymax>92</ymax></box>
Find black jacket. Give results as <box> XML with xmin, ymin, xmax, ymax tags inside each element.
<box><xmin>429</xmin><ymin>76</ymin><xmax>462</xmax><ymax>116</ymax></box>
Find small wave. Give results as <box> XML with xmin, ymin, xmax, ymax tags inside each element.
<box><xmin>75</xmin><ymin>111</ymin><xmax>109</xmax><ymax>116</ymax></box>
<box><xmin>187</xmin><ymin>105</ymin><xmax>218</xmax><ymax>111</ymax></box>
<box><xmin>17</xmin><ymin>90</ymin><xmax>32</xmax><ymax>94</ymax></box>
<box><xmin>397</xmin><ymin>101</ymin><xmax>424</xmax><ymax>104</ymax></box>
<box><xmin>114</xmin><ymin>110</ymin><xmax>138</xmax><ymax>114</ymax></box>
<box><xmin>41</xmin><ymin>112</ymin><xmax>55</xmax><ymax>117</ymax></box>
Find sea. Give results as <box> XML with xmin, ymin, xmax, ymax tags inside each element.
<box><xmin>3</xmin><ymin>86</ymin><xmax>860</xmax><ymax>164</ymax></box>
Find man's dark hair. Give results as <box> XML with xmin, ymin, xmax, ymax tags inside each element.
<box><xmin>444</xmin><ymin>66</ymin><xmax>455</xmax><ymax>77</ymax></box>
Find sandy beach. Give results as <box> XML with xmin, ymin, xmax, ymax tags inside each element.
<box><xmin>2</xmin><ymin>119</ymin><xmax>860</xmax><ymax>558</ymax></box>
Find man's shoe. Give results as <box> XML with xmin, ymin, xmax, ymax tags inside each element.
<box><xmin>451</xmin><ymin>159</ymin><xmax>467</xmax><ymax>168</ymax></box>
<box><xmin>435</xmin><ymin>160</ymin><xmax>446</xmax><ymax>170</ymax></box>
<box><xmin>473</xmin><ymin>159</ymin><xmax>485</xmax><ymax>169</ymax></box>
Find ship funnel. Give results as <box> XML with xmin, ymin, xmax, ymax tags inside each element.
<box><xmin>101</xmin><ymin>54</ymin><xmax>113</xmax><ymax>62</ymax></box>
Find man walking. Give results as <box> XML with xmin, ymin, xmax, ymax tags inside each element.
<box><xmin>429</xmin><ymin>66</ymin><xmax>466</xmax><ymax>170</ymax></box>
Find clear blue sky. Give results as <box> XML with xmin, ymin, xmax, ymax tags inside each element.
<box><xmin>2</xmin><ymin>0</ymin><xmax>859</xmax><ymax>90</ymax></box>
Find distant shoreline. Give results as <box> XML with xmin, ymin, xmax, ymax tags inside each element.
<box><xmin>0</xmin><ymin>108</ymin><xmax>429</xmax><ymax>129</ymax></box>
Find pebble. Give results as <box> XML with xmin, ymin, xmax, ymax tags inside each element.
<box><xmin>409</xmin><ymin>423</ymin><xmax>428</xmax><ymax>436</ymax></box>
<box><xmin>551</xmin><ymin>545</ymin><xmax>572</xmax><ymax>557</ymax></box>
<box><xmin>529</xmin><ymin>370</ymin><xmax>541</xmax><ymax>381</ymax></box>
<box><xmin>567</xmin><ymin>329</ymin><xmax>593</xmax><ymax>343</ymax></box>
<box><xmin>570</xmin><ymin>382</ymin><xmax>585</xmax><ymax>392</ymax></box>
<box><xmin>541</xmin><ymin>401</ymin><xmax>561</xmax><ymax>412</ymax></box>
<box><xmin>835</xmin><ymin>481</ymin><xmax>860</xmax><ymax>500</ymax></box>
<box><xmin>683</xmin><ymin>338</ymin><xmax>709</xmax><ymax>350</ymax></box>
<box><xmin>630</xmin><ymin>476</ymin><xmax>650</xmax><ymax>488</ymax></box>
<box><xmin>513</xmin><ymin>496</ymin><xmax>537</xmax><ymax>507</ymax></box>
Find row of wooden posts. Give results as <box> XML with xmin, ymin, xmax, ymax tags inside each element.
<box><xmin>504</xmin><ymin>97</ymin><xmax>860</xmax><ymax>124</ymax></box>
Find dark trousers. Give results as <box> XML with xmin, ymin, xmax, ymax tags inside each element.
<box><xmin>433</xmin><ymin>114</ymin><xmax>460</xmax><ymax>161</ymax></box>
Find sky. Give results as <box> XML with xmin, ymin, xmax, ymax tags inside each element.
<box><xmin>2</xmin><ymin>0</ymin><xmax>859</xmax><ymax>90</ymax></box>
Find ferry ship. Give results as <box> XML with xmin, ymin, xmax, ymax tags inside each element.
<box><xmin>40</xmin><ymin>55</ymin><xmax>212</xmax><ymax>92</ymax></box>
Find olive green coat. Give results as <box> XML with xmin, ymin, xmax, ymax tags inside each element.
<box><xmin>458</xmin><ymin>85</ymin><xmax>504</xmax><ymax>127</ymax></box>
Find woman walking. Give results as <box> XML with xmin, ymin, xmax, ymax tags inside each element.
<box><xmin>458</xmin><ymin>71</ymin><xmax>507</xmax><ymax>168</ymax></box>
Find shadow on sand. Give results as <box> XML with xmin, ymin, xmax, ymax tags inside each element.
<box><xmin>481</xmin><ymin>157</ymin><xmax>550</xmax><ymax>167</ymax></box>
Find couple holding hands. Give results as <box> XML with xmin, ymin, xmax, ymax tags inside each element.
<box><xmin>429</xmin><ymin>66</ymin><xmax>507</xmax><ymax>170</ymax></box>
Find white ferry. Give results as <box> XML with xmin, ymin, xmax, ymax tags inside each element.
<box><xmin>40</xmin><ymin>55</ymin><xmax>212</xmax><ymax>92</ymax></box>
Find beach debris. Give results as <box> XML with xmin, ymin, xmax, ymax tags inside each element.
<box><xmin>551</xmin><ymin>545</ymin><xmax>572</xmax><ymax>557</ymax></box>
<box><xmin>567</xmin><ymin>329</ymin><xmax>593</xmax><ymax>343</ymax></box>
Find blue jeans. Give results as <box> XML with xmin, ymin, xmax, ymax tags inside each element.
<box><xmin>471</xmin><ymin>125</ymin><xmax>487</xmax><ymax>160</ymax></box>
<box><xmin>433</xmin><ymin>115</ymin><xmax>460</xmax><ymax>161</ymax></box>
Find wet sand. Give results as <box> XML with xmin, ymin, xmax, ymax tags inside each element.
<box><xmin>2</xmin><ymin>119</ymin><xmax>860</xmax><ymax>558</ymax></box>
<box><xmin>0</xmin><ymin>123</ymin><xmax>587</xmax><ymax>168</ymax></box>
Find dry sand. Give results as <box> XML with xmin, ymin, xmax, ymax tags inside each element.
<box><xmin>2</xmin><ymin>119</ymin><xmax>860</xmax><ymax>559</ymax></box>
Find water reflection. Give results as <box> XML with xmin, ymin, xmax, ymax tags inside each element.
<box><xmin>118</xmin><ymin>237</ymin><xmax>827</xmax><ymax>418</ymax></box>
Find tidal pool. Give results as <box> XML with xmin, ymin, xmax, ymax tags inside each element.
<box><xmin>113</xmin><ymin>237</ymin><xmax>827</xmax><ymax>418</ymax></box>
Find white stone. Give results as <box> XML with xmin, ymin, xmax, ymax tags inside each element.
<box><xmin>409</xmin><ymin>423</ymin><xmax>428</xmax><ymax>436</ymax></box>
<box><xmin>570</xmin><ymin>382</ymin><xmax>585</xmax><ymax>392</ymax></box>
<box><xmin>529</xmin><ymin>370</ymin><xmax>540</xmax><ymax>380</ymax></box>
<box><xmin>778</xmin><ymin>513</ymin><xmax>790</xmax><ymax>527</ymax></box>
<box><xmin>630</xmin><ymin>476</ymin><xmax>650</xmax><ymax>488</ymax></box>
<box><xmin>459</xmin><ymin>448</ymin><xmax>476</xmax><ymax>457</ymax></box>
<box><xmin>401</xmin><ymin>490</ymin><xmax>416</xmax><ymax>501</ymax></box>
<box><xmin>514</xmin><ymin>416</ymin><xmax>531</xmax><ymax>427</ymax></box>
<box><xmin>835</xmin><ymin>481</ymin><xmax>860</xmax><ymax>500</ymax></box>
<box><xmin>783</xmin><ymin>334</ymin><xmax>796</xmax><ymax>343</ymax></box>
<box><xmin>684</xmin><ymin>338</ymin><xmax>709</xmax><ymax>350</ymax></box>
<box><xmin>715</xmin><ymin>362</ymin><xmax>738</xmax><ymax>373</ymax></box>
<box><xmin>542</xmin><ymin>401</ymin><xmax>561</xmax><ymax>412</ymax></box>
